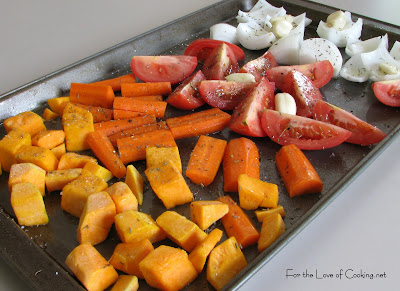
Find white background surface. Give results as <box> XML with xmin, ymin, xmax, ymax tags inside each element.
<box><xmin>1</xmin><ymin>0</ymin><xmax>400</xmax><ymax>290</ymax></box>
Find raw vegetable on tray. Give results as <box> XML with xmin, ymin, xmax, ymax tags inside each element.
<box><xmin>0</xmin><ymin>0</ymin><xmax>395</xmax><ymax>290</ymax></box>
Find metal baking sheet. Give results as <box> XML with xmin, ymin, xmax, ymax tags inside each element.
<box><xmin>1</xmin><ymin>0</ymin><xmax>400</xmax><ymax>290</ymax></box>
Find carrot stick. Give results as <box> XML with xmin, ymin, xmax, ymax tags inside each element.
<box><xmin>73</xmin><ymin>103</ymin><xmax>113</xmax><ymax>122</ymax></box>
<box><xmin>113</xmin><ymin>97</ymin><xmax>167</xmax><ymax>118</ymax></box>
<box><xmin>275</xmin><ymin>144</ymin><xmax>323</xmax><ymax>197</ymax></box>
<box><xmin>129</xmin><ymin>95</ymin><xmax>163</xmax><ymax>101</ymax></box>
<box><xmin>69</xmin><ymin>83</ymin><xmax>115</xmax><ymax>108</ymax></box>
<box><xmin>165</xmin><ymin>108</ymin><xmax>231</xmax><ymax>140</ymax></box>
<box><xmin>121</xmin><ymin>82</ymin><xmax>172</xmax><ymax>97</ymax></box>
<box><xmin>186</xmin><ymin>135</ymin><xmax>227</xmax><ymax>186</ymax></box>
<box><xmin>113</xmin><ymin>110</ymin><xmax>146</xmax><ymax>120</ymax></box>
<box><xmin>108</xmin><ymin>122</ymin><xmax>161</xmax><ymax>147</ymax></box>
<box><xmin>117</xmin><ymin>128</ymin><xmax>177</xmax><ymax>164</ymax></box>
<box><xmin>94</xmin><ymin>115</ymin><xmax>157</xmax><ymax>137</ymax></box>
<box><xmin>223</xmin><ymin>137</ymin><xmax>260</xmax><ymax>192</ymax></box>
<box><xmin>90</xmin><ymin>73</ymin><xmax>137</xmax><ymax>91</ymax></box>
<box><xmin>86</xmin><ymin>130</ymin><xmax>127</xmax><ymax>179</ymax></box>
<box><xmin>217</xmin><ymin>195</ymin><xmax>260</xmax><ymax>249</ymax></box>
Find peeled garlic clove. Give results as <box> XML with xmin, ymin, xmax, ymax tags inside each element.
<box><xmin>275</xmin><ymin>93</ymin><xmax>297</xmax><ymax>115</ymax></box>
<box><xmin>225</xmin><ymin>73</ymin><xmax>256</xmax><ymax>83</ymax></box>
<box><xmin>326</xmin><ymin>10</ymin><xmax>347</xmax><ymax>30</ymax></box>
<box><xmin>272</xmin><ymin>20</ymin><xmax>293</xmax><ymax>38</ymax></box>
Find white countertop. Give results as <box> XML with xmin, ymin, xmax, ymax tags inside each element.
<box><xmin>1</xmin><ymin>0</ymin><xmax>399</xmax><ymax>290</ymax></box>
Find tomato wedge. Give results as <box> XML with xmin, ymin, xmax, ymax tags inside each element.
<box><xmin>130</xmin><ymin>55</ymin><xmax>197</xmax><ymax>84</ymax></box>
<box><xmin>184</xmin><ymin>38</ymin><xmax>245</xmax><ymax>62</ymax></box>
<box><xmin>371</xmin><ymin>80</ymin><xmax>400</xmax><ymax>107</ymax></box>
<box><xmin>282</xmin><ymin>70</ymin><xmax>323</xmax><ymax>117</ymax></box>
<box><xmin>239</xmin><ymin>51</ymin><xmax>278</xmax><ymax>82</ymax></box>
<box><xmin>166</xmin><ymin>70</ymin><xmax>206</xmax><ymax>110</ymax></box>
<box><xmin>199</xmin><ymin>80</ymin><xmax>255</xmax><ymax>110</ymax></box>
<box><xmin>261</xmin><ymin>109</ymin><xmax>352</xmax><ymax>150</ymax></box>
<box><xmin>229</xmin><ymin>78</ymin><xmax>275</xmax><ymax>137</ymax></box>
<box><xmin>265</xmin><ymin>60</ymin><xmax>334</xmax><ymax>90</ymax></box>
<box><xmin>202</xmin><ymin>43</ymin><xmax>239</xmax><ymax>80</ymax></box>
<box><xmin>312</xmin><ymin>100</ymin><xmax>386</xmax><ymax>145</ymax></box>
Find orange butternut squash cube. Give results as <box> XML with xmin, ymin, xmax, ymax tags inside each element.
<box><xmin>57</xmin><ymin>152</ymin><xmax>97</xmax><ymax>170</ymax></box>
<box><xmin>10</xmin><ymin>182</ymin><xmax>48</xmax><ymax>226</ymax></box>
<box><xmin>42</xmin><ymin>108</ymin><xmax>59</xmax><ymax>121</ymax></box>
<box><xmin>207</xmin><ymin>236</ymin><xmax>247</xmax><ymax>290</ymax></box>
<box><xmin>190</xmin><ymin>200</ymin><xmax>229</xmax><ymax>230</ymax></box>
<box><xmin>45</xmin><ymin>168</ymin><xmax>82</xmax><ymax>192</ymax></box>
<box><xmin>47</xmin><ymin>96</ymin><xmax>70</xmax><ymax>115</ymax></box>
<box><xmin>4</xmin><ymin>111</ymin><xmax>46</xmax><ymax>137</ymax></box>
<box><xmin>145</xmin><ymin>160</ymin><xmax>193</xmax><ymax>209</ymax></box>
<box><xmin>81</xmin><ymin>161</ymin><xmax>113</xmax><ymax>182</ymax></box>
<box><xmin>189</xmin><ymin>228</ymin><xmax>223</xmax><ymax>273</ymax></box>
<box><xmin>124</xmin><ymin>165</ymin><xmax>143</xmax><ymax>205</ymax></box>
<box><xmin>0</xmin><ymin>129</ymin><xmax>31</xmax><ymax>172</ymax></box>
<box><xmin>77</xmin><ymin>191</ymin><xmax>116</xmax><ymax>245</ymax></box>
<box><xmin>109</xmin><ymin>240</ymin><xmax>154</xmax><ymax>278</ymax></box>
<box><xmin>114</xmin><ymin>210</ymin><xmax>166</xmax><ymax>244</ymax></box>
<box><xmin>139</xmin><ymin>245</ymin><xmax>198</xmax><ymax>291</ymax></box>
<box><xmin>62</xmin><ymin>102</ymin><xmax>94</xmax><ymax>152</ymax></box>
<box><xmin>65</xmin><ymin>243</ymin><xmax>118</xmax><ymax>291</ymax></box>
<box><xmin>31</xmin><ymin>129</ymin><xmax>65</xmax><ymax>149</ymax></box>
<box><xmin>50</xmin><ymin>143</ymin><xmax>66</xmax><ymax>160</ymax></box>
<box><xmin>61</xmin><ymin>175</ymin><xmax>108</xmax><ymax>217</ymax></box>
<box><xmin>156</xmin><ymin>211</ymin><xmax>207</xmax><ymax>252</ymax></box>
<box><xmin>238</xmin><ymin>174</ymin><xmax>279</xmax><ymax>210</ymax></box>
<box><xmin>8</xmin><ymin>163</ymin><xmax>46</xmax><ymax>196</ymax></box>
<box><xmin>257</xmin><ymin>213</ymin><xmax>285</xmax><ymax>252</ymax></box>
<box><xmin>255</xmin><ymin>205</ymin><xmax>285</xmax><ymax>223</ymax></box>
<box><xmin>16</xmin><ymin>145</ymin><xmax>59</xmax><ymax>172</ymax></box>
<box><xmin>105</xmin><ymin>182</ymin><xmax>138</xmax><ymax>213</ymax></box>
<box><xmin>110</xmin><ymin>275</ymin><xmax>139</xmax><ymax>291</ymax></box>
<box><xmin>145</xmin><ymin>146</ymin><xmax>182</xmax><ymax>173</ymax></box>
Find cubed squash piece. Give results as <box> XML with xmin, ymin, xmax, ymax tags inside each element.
<box><xmin>81</xmin><ymin>161</ymin><xmax>113</xmax><ymax>182</ymax></box>
<box><xmin>31</xmin><ymin>129</ymin><xmax>65</xmax><ymax>149</ymax></box>
<box><xmin>139</xmin><ymin>245</ymin><xmax>198</xmax><ymax>291</ymax></box>
<box><xmin>110</xmin><ymin>275</ymin><xmax>139</xmax><ymax>291</ymax></box>
<box><xmin>62</xmin><ymin>102</ymin><xmax>94</xmax><ymax>152</ymax></box>
<box><xmin>47</xmin><ymin>96</ymin><xmax>70</xmax><ymax>115</ymax></box>
<box><xmin>145</xmin><ymin>160</ymin><xmax>193</xmax><ymax>209</ymax></box>
<box><xmin>8</xmin><ymin>163</ymin><xmax>46</xmax><ymax>196</ymax></box>
<box><xmin>77</xmin><ymin>191</ymin><xmax>116</xmax><ymax>245</ymax></box>
<box><xmin>10</xmin><ymin>182</ymin><xmax>48</xmax><ymax>226</ymax></box>
<box><xmin>238</xmin><ymin>174</ymin><xmax>279</xmax><ymax>210</ymax></box>
<box><xmin>190</xmin><ymin>200</ymin><xmax>229</xmax><ymax>230</ymax></box>
<box><xmin>257</xmin><ymin>213</ymin><xmax>285</xmax><ymax>252</ymax></box>
<box><xmin>0</xmin><ymin>129</ymin><xmax>31</xmax><ymax>172</ymax></box>
<box><xmin>124</xmin><ymin>165</ymin><xmax>143</xmax><ymax>205</ymax></box>
<box><xmin>114</xmin><ymin>210</ymin><xmax>166</xmax><ymax>244</ymax></box>
<box><xmin>4</xmin><ymin>111</ymin><xmax>46</xmax><ymax>137</ymax></box>
<box><xmin>57</xmin><ymin>152</ymin><xmax>97</xmax><ymax>170</ymax></box>
<box><xmin>189</xmin><ymin>228</ymin><xmax>223</xmax><ymax>273</ymax></box>
<box><xmin>16</xmin><ymin>145</ymin><xmax>59</xmax><ymax>172</ymax></box>
<box><xmin>109</xmin><ymin>240</ymin><xmax>154</xmax><ymax>278</ymax></box>
<box><xmin>50</xmin><ymin>143</ymin><xmax>66</xmax><ymax>160</ymax></box>
<box><xmin>65</xmin><ymin>243</ymin><xmax>118</xmax><ymax>291</ymax></box>
<box><xmin>105</xmin><ymin>182</ymin><xmax>138</xmax><ymax>213</ymax></box>
<box><xmin>156</xmin><ymin>211</ymin><xmax>207</xmax><ymax>252</ymax></box>
<box><xmin>45</xmin><ymin>168</ymin><xmax>82</xmax><ymax>192</ymax></box>
<box><xmin>255</xmin><ymin>205</ymin><xmax>285</xmax><ymax>223</ymax></box>
<box><xmin>207</xmin><ymin>236</ymin><xmax>247</xmax><ymax>290</ymax></box>
<box><xmin>145</xmin><ymin>146</ymin><xmax>182</xmax><ymax>173</ymax></box>
<box><xmin>42</xmin><ymin>108</ymin><xmax>59</xmax><ymax>121</ymax></box>
<box><xmin>61</xmin><ymin>175</ymin><xmax>108</xmax><ymax>217</ymax></box>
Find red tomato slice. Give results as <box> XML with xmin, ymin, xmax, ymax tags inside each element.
<box><xmin>166</xmin><ymin>70</ymin><xmax>206</xmax><ymax>110</ymax></box>
<box><xmin>312</xmin><ymin>100</ymin><xmax>386</xmax><ymax>146</ymax></box>
<box><xmin>260</xmin><ymin>109</ymin><xmax>352</xmax><ymax>150</ymax></box>
<box><xmin>265</xmin><ymin>60</ymin><xmax>334</xmax><ymax>90</ymax></box>
<box><xmin>199</xmin><ymin>80</ymin><xmax>255</xmax><ymax>110</ymax></box>
<box><xmin>371</xmin><ymin>80</ymin><xmax>400</xmax><ymax>107</ymax></box>
<box><xmin>229</xmin><ymin>78</ymin><xmax>275</xmax><ymax>137</ymax></box>
<box><xmin>282</xmin><ymin>70</ymin><xmax>323</xmax><ymax>117</ymax></box>
<box><xmin>239</xmin><ymin>51</ymin><xmax>278</xmax><ymax>82</ymax></box>
<box><xmin>184</xmin><ymin>38</ymin><xmax>245</xmax><ymax>62</ymax></box>
<box><xmin>130</xmin><ymin>55</ymin><xmax>197</xmax><ymax>84</ymax></box>
<box><xmin>202</xmin><ymin>43</ymin><xmax>239</xmax><ymax>80</ymax></box>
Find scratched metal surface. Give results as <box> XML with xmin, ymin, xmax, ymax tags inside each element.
<box><xmin>0</xmin><ymin>0</ymin><xmax>400</xmax><ymax>290</ymax></box>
